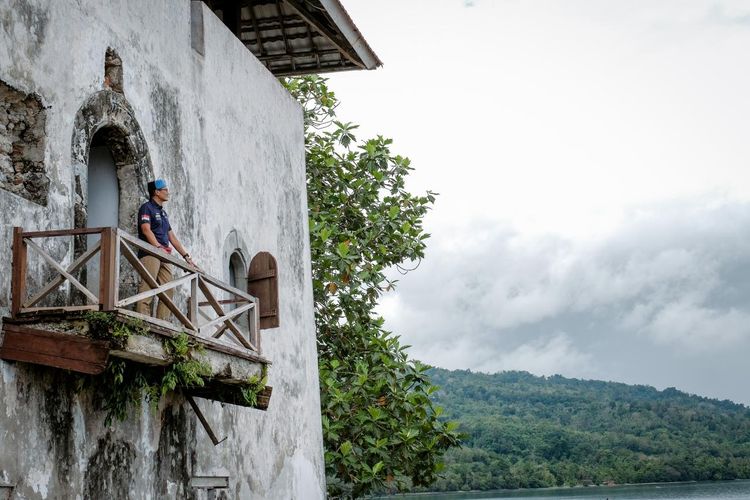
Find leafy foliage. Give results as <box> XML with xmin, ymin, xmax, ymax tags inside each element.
<box><xmin>161</xmin><ymin>332</ymin><xmax>212</xmax><ymax>396</ymax></box>
<box><xmin>86</xmin><ymin>311</ymin><xmax>147</xmax><ymax>349</ymax></box>
<box><xmin>84</xmin><ymin>314</ymin><xmax>212</xmax><ymax>425</ymax></box>
<box><xmin>283</xmin><ymin>75</ymin><xmax>459</xmax><ymax>498</ymax></box>
<box><xmin>242</xmin><ymin>366</ymin><xmax>269</xmax><ymax>407</ymax></box>
<box><xmin>99</xmin><ymin>359</ymin><xmax>151</xmax><ymax>425</ymax></box>
<box><xmin>424</xmin><ymin>368</ymin><xmax>750</xmax><ymax>491</ymax></box>
<box><xmin>97</xmin><ymin>332</ymin><xmax>211</xmax><ymax>424</ymax></box>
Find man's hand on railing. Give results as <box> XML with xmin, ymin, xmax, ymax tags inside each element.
<box><xmin>184</xmin><ymin>254</ymin><xmax>202</xmax><ymax>272</ymax></box>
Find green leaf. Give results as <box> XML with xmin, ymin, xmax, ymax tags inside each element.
<box><xmin>336</xmin><ymin>240</ymin><xmax>350</xmax><ymax>257</ymax></box>
<box><xmin>445</xmin><ymin>421</ymin><xmax>460</xmax><ymax>432</ymax></box>
<box><xmin>367</xmin><ymin>407</ymin><xmax>383</xmax><ymax>420</ymax></box>
<box><xmin>340</xmin><ymin>440</ymin><xmax>352</xmax><ymax>456</ymax></box>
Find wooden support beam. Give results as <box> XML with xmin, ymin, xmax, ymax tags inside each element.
<box><xmin>254</xmin><ymin>46</ymin><xmax>339</xmax><ymax>61</ymax></box>
<box><xmin>304</xmin><ymin>20</ymin><xmax>320</xmax><ymax>68</ymax></box>
<box><xmin>186</xmin><ymin>395</ymin><xmax>227</xmax><ymax>446</ymax></box>
<box><xmin>270</xmin><ymin>62</ymin><xmax>362</xmax><ymax>77</ymax></box>
<box><xmin>11</xmin><ymin>227</ymin><xmax>28</xmax><ymax>318</ymax></box>
<box><xmin>275</xmin><ymin>0</ymin><xmax>295</xmax><ymax>72</ymax></box>
<box><xmin>248</xmin><ymin>0</ymin><xmax>265</xmax><ymax>56</ymax></box>
<box><xmin>242</xmin><ymin>13</ymin><xmax>306</xmax><ymax>29</ymax></box>
<box><xmin>221</xmin><ymin>0</ymin><xmax>243</xmax><ymax>41</ymax></box>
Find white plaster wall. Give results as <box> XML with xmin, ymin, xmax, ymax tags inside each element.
<box><xmin>0</xmin><ymin>0</ymin><xmax>325</xmax><ymax>498</ymax></box>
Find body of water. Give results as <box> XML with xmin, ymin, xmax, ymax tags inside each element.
<box><xmin>385</xmin><ymin>480</ymin><xmax>750</xmax><ymax>500</ymax></box>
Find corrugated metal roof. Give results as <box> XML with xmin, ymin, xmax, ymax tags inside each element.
<box><xmin>203</xmin><ymin>0</ymin><xmax>382</xmax><ymax>76</ymax></box>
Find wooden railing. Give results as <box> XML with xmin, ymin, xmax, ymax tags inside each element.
<box><xmin>10</xmin><ymin>226</ymin><xmax>261</xmax><ymax>354</ymax></box>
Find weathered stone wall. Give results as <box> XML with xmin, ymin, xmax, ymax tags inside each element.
<box><xmin>0</xmin><ymin>0</ymin><xmax>324</xmax><ymax>498</ymax></box>
<box><xmin>0</xmin><ymin>81</ymin><xmax>48</xmax><ymax>206</ymax></box>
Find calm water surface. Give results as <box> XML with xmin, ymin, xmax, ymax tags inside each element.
<box><xmin>385</xmin><ymin>480</ymin><xmax>750</xmax><ymax>500</ymax></box>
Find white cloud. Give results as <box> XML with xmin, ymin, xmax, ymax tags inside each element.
<box><xmin>329</xmin><ymin>1</ymin><xmax>750</xmax><ymax>403</ymax></box>
<box><xmin>378</xmin><ymin>199</ymin><xmax>750</xmax><ymax>403</ymax></box>
<box><xmin>476</xmin><ymin>333</ymin><xmax>594</xmax><ymax>377</ymax></box>
<box><xmin>640</xmin><ymin>301</ymin><xmax>750</xmax><ymax>351</ymax></box>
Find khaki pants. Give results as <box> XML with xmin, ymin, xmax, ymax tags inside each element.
<box><xmin>136</xmin><ymin>255</ymin><xmax>174</xmax><ymax>320</ymax></box>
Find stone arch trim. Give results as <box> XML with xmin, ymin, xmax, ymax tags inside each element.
<box><xmin>71</xmin><ymin>90</ymin><xmax>154</xmax><ymax>233</ymax></box>
<box><xmin>70</xmin><ymin>90</ymin><xmax>154</xmax><ymax>301</ymax></box>
<box><xmin>222</xmin><ymin>229</ymin><xmax>251</xmax><ymax>284</ymax></box>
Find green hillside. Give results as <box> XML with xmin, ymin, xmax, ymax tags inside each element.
<box><xmin>425</xmin><ymin>368</ymin><xmax>750</xmax><ymax>492</ymax></box>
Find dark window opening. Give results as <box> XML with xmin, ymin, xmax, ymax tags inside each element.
<box><xmin>228</xmin><ymin>251</ymin><xmax>246</xmax><ymax>310</ymax></box>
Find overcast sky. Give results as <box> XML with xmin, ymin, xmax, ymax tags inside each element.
<box><xmin>328</xmin><ymin>0</ymin><xmax>750</xmax><ymax>405</ymax></box>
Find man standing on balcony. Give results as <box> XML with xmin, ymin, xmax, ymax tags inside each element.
<box><xmin>135</xmin><ymin>178</ymin><xmax>196</xmax><ymax>320</ymax></box>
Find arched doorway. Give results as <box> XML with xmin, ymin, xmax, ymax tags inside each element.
<box><xmin>70</xmin><ymin>90</ymin><xmax>155</xmax><ymax>300</ymax></box>
<box><xmin>85</xmin><ymin>132</ymin><xmax>121</xmax><ymax>294</ymax></box>
<box><xmin>86</xmin><ymin>137</ymin><xmax>120</xmax><ymax>230</ymax></box>
<box><xmin>71</xmin><ymin>90</ymin><xmax>154</xmax><ymax>232</ymax></box>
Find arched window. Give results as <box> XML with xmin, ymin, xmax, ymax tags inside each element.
<box><xmin>226</xmin><ymin>250</ymin><xmax>250</xmax><ymax>333</ymax></box>
<box><xmin>228</xmin><ymin>251</ymin><xmax>246</xmax><ymax>311</ymax></box>
<box><xmin>229</xmin><ymin>251</ymin><xmax>245</xmax><ymax>290</ymax></box>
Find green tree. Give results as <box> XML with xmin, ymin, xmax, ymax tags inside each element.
<box><xmin>425</xmin><ymin>367</ymin><xmax>750</xmax><ymax>492</ymax></box>
<box><xmin>283</xmin><ymin>76</ymin><xmax>460</xmax><ymax>498</ymax></box>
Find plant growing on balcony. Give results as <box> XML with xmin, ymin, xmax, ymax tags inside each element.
<box><xmin>82</xmin><ymin>314</ymin><xmax>212</xmax><ymax>424</ymax></box>
<box><xmin>241</xmin><ymin>366</ymin><xmax>269</xmax><ymax>407</ymax></box>
<box><xmin>85</xmin><ymin>311</ymin><xmax>148</xmax><ymax>349</ymax></box>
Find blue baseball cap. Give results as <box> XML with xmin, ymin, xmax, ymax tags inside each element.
<box><xmin>154</xmin><ymin>178</ymin><xmax>167</xmax><ymax>190</ymax></box>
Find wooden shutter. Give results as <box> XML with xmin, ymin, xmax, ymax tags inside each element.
<box><xmin>247</xmin><ymin>252</ymin><xmax>279</xmax><ymax>329</ymax></box>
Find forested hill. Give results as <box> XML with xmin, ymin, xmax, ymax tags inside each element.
<box><xmin>426</xmin><ymin>368</ymin><xmax>750</xmax><ymax>492</ymax></box>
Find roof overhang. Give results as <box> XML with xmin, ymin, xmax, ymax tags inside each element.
<box><xmin>203</xmin><ymin>0</ymin><xmax>382</xmax><ymax>76</ymax></box>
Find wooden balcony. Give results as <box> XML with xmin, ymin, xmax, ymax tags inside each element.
<box><xmin>1</xmin><ymin>226</ymin><xmax>271</xmax><ymax>412</ymax></box>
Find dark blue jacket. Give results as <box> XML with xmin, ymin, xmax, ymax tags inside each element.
<box><xmin>137</xmin><ymin>199</ymin><xmax>172</xmax><ymax>257</ymax></box>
